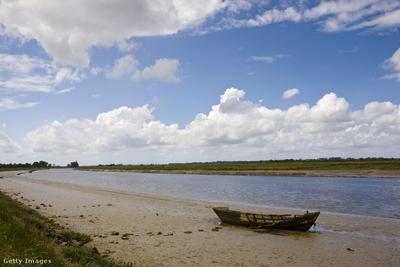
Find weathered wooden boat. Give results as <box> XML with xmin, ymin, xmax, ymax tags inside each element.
<box><xmin>212</xmin><ymin>207</ymin><xmax>320</xmax><ymax>231</ymax></box>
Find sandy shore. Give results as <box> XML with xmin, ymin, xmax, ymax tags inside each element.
<box><xmin>0</xmin><ymin>172</ymin><xmax>399</xmax><ymax>267</ymax></box>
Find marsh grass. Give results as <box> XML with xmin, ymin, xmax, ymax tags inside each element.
<box><xmin>63</xmin><ymin>247</ymin><xmax>132</xmax><ymax>267</ymax></box>
<box><xmin>59</xmin><ymin>231</ymin><xmax>92</xmax><ymax>246</ymax></box>
<box><xmin>0</xmin><ymin>191</ymin><xmax>67</xmax><ymax>266</ymax></box>
<box><xmin>0</xmin><ymin>191</ymin><xmax>133</xmax><ymax>266</ymax></box>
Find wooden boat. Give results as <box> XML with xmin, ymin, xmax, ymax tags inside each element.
<box><xmin>212</xmin><ymin>207</ymin><xmax>320</xmax><ymax>231</ymax></box>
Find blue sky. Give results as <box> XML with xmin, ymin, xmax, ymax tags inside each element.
<box><xmin>0</xmin><ymin>0</ymin><xmax>399</xmax><ymax>164</ymax></box>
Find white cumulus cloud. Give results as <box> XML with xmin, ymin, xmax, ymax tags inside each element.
<box><xmin>132</xmin><ymin>58</ymin><xmax>180</xmax><ymax>82</ymax></box>
<box><xmin>20</xmin><ymin>87</ymin><xmax>400</xmax><ymax>162</ymax></box>
<box><xmin>1</xmin><ymin>1</ymin><xmax>398</xmax><ymax>68</ymax></box>
<box><xmin>106</xmin><ymin>56</ymin><xmax>180</xmax><ymax>83</ymax></box>
<box><xmin>282</xmin><ymin>88</ymin><xmax>300</xmax><ymax>99</ymax></box>
<box><xmin>106</xmin><ymin>55</ymin><xmax>138</xmax><ymax>80</ymax></box>
<box><xmin>0</xmin><ymin>0</ymin><xmax>227</xmax><ymax>66</ymax></box>
<box><xmin>24</xmin><ymin>105</ymin><xmax>180</xmax><ymax>153</ymax></box>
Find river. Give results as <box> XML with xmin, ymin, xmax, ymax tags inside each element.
<box><xmin>22</xmin><ymin>169</ymin><xmax>400</xmax><ymax>219</ymax></box>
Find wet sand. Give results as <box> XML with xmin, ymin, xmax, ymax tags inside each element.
<box><xmin>0</xmin><ymin>171</ymin><xmax>399</xmax><ymax>267</ymax></box>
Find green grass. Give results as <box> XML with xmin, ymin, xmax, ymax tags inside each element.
<box><xmin>0</xmin><ymin>191</ymin><xmax>132</xmax><ymax>267</ymax></box>
<box><xmin>79</xmin><ymin>159</ymin><xmax>400</xmax><ymax>173</ymax></box>
<box><xmin>0</xmin><ymin>191</ymin><xmax>68</xmax><ymax>266</ymax></box>
<box><xmin>63</xmin><ymin>247</ymin><xmax>132</xmax><ymax>267</ymax></box>
<box><xmin>59</xmin><ymin>231</ymin><xmax>92</xmax><ymax>246</ymax></box>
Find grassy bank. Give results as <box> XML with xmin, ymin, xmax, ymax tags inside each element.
<box><xmin>79</xmin><ymin>159</ymin><xmax>400</xmax><ymax>177</ymax></box>
<box><xmin>0</xmin><ymin>191</ymin><xmax>132</xmax><ymax>267</ymax></box>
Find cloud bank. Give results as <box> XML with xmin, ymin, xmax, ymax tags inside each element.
<box><xmin>0</xmin><ymin>0</ymin><xmax>227</xmax><ymax>66</ymax></box>
<box><xmin>10</xmin><ymin>87</ymin><xmax>398</xmax><ymax>163</ymax></box>
<box><xmin>1</xmin><ymin>1</ymin><xmax>399</xmax><ymax>67</ymax></box>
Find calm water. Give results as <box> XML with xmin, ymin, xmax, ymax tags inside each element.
<box><xmin>22</xmin><ymin>169</ymin><xmax>400</xmax><ymax>219</ymax></box>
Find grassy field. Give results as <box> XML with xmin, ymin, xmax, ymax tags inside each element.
<box><xmin>0</xmin><ymin>191</ymin><xmax>132</xmax><ymax>267</ymax></box>
<box><xmin>79</xmin><ymin>159</ymin><xmax>400</xmax><ymax>177</ymax></box>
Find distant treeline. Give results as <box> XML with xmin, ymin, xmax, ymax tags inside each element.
<box><xmin>81</xmin><ymin>157</ymin><xmax>400</xmax><ymax>172</ymax></box>
<box><xmin>0</xmin><ymin>161</ymin><xmax>80</xmax><ymax>170</ymax></box>
<box><xmin>0</xmin><ymin>161</ymin><xmax>51</xmax><ymax>169</ymax></box>
<box><xmin>168</xmin><ymin>157</ymin><xmax>400</xmax><ymax>165</ymax></box>
<box><xmin>96</xmin><ymin>157</ymin><xmax>400</xmax><ymax>167</ymax></box>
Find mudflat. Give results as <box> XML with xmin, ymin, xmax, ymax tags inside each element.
<box><xmin>0</xmin><ymin>172</ymin><xmax>399</xmax><ymax>267</ymax></box>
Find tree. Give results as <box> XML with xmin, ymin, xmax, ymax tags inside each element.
<box><xmin>32</xmin><ymin>161</ymin><xmax>50</xmax><ymax>168</ymax></box>
<box><xmin>67</xmin><ymin>161</ymin><xmax>79</xmax><ymax>168</ymax></box>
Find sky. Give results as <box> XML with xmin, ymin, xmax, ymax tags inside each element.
<box><xmin>0</xmin><ymin>0</ymin><xmax>399</xmax><ymax>165</ymax></box>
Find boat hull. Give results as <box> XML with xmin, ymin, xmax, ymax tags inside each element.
<box><xmin>212</xmin><ymin>207</ymin><xmax>320</xmax><ymax>232</ymax></box>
